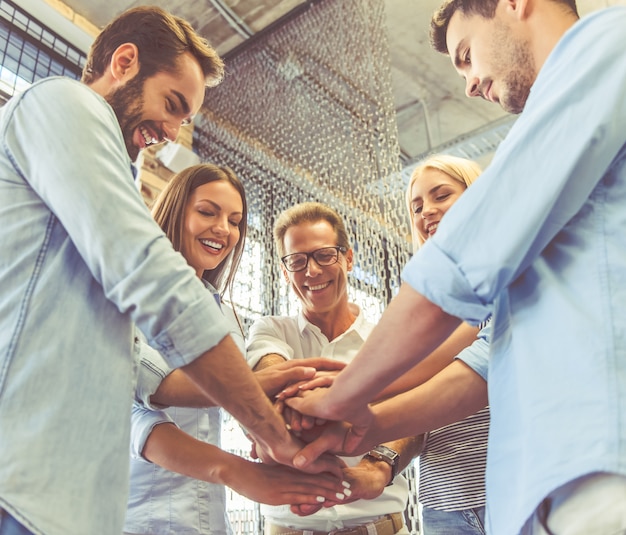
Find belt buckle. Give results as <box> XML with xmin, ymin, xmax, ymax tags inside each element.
<box><xmin>328</xmin><ymin>526</ymin><xmax>354</xmax><ymax>535</ymax></box>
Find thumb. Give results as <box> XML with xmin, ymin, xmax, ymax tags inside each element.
<box><xmin>292</xmin><ymin>434</ymin><xmax>341</xmax><ymax>471</ymax></box>
<box><xmin>287</xmin><ymin>366</ymin><xmax>317</xmax><ymax>381</ymax></box>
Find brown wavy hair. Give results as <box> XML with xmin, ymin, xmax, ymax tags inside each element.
<box><xmin>151</xmin><ymin>164</ymin><xmax>247</xmax><ymax>325</ymax></box>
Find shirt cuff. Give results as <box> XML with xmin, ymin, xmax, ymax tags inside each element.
<box><xmin>130</xmin><ymin>403</ymin><xmax>175</xmax><ymax>460</ymax></box>
<box><xmin>402</xmin><ymin>240</ymin><xmax>492</xmax><ymax>326</ymax></box>
<box><xmin>454</xmin><ymin>323</ymin><xmax>491</xmax><ymax>381</ymax></box>
<box><xmin>135</xmin><ymin>340</ymin><xmax>173</xmax><ymax>409</ymax></box>
<box><xmin>151</xmin><ymin>296</ymin><xmax>232</xmax><ymax>369</ymax></box>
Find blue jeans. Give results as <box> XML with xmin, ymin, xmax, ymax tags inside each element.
<box><xmin>422</xmin><ymin>506</ymin><xmax>486</xmax><ymax>535</ymax></box>
<box><xmin>0</xmin><ymin>512</ymin><xmax>35</xmax><ymax>535</ymax></box>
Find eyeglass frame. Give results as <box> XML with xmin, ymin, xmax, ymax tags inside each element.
<box><xmin>281</xmin><ymin>246</ymin><xmax>348</xmax><ymax>273</ymax></box>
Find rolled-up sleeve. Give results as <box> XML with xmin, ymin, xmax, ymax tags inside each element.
<box><xmin>454</xmin><ymin>323</ymin><xmax>490</xmax><ymax>381</ymax></box>
<box><xmin>246</xmin><ymin>317</ymin><xmax>293</xmax><ymax>369</ymax></box>
<box><xmin>2</xmin><ymin>78</ymin><xmax>230</xmax><ymax>368</ymax></box>
<box><xmin>134</xmin><ymin>335</ymin><xmax>172</xmax><ymax>409</ymax></box>
<box><xmin>129</xmin><ymin>403</ymin><xmax>175</xmax><ymax>460</ymax></box>
<box><xmin>401</xmin><ymin>22</ymin><xmax>626</xmax><ymax>326</ymax></box>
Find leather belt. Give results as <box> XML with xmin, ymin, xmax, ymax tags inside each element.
<box><xmin>266</xmin><ymin>512</ymin><xmax>404</xmax><ymax>535</ymax></box>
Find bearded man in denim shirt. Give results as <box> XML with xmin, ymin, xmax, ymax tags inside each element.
<box><xmin>0</xmin><ymin>7</ymin><xmax>340</xmax><ymax>535</ymax></box>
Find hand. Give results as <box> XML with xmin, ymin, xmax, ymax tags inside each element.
<box><xmin>255</xmin><ymin>358</ymin><xmax>345</xmax><ymax>399</ymax></box>
<box><xmin>284</xmin><ymin>389</ymin><xmax>375</xmax><ymax>470</ymax></box>
<box><xmin>338</xmin><ymin>459</ymin><xmax>390</xmax><ymax>503</ymax></box>
<box><xmin>225</xmin><ymin>458</ymin><xmax>350</xmax><ymax>508</ymax></box>
<box><xmin>277</xmin><ymin>399</ymin><xmax>322</xmax><ymax>435</ymax></box>
<box><xmin>253</xmin><ymin>426</ymin><xmax>348</xmax><ymax>478</ymax></box>
<box><xmin>276</xmin><ymin>370</ymin><xmax>338</xmax><ymax>401</ymax></box>
<box><xmin>288</xmin><ymin>454</ymin><xmax>388</xmax><ymax>514</ymax></box>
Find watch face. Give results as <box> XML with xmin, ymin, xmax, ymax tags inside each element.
<box><xmin>367</xmin><ymin>445</ymin><xmax>400</xmax><ymax>485</ymax></box>
<box><xmin>372</xmin><ymin>445</ymin><xmax>399</xmax><ymax>463</ymax></box>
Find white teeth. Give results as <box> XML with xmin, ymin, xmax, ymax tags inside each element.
<box><xmin>428</xmin><ymin>223</ymin><xmax>439</xmax><ymax>234</ymax></box>
<box><xmin>308</xmin><ymin>282</ymin><xmax>330</xmax><ymax>291</ymax></box>
<box><xmin>200</xmin><ymin>239</ymin><xmax>223</xmax><ymax>250</ymax></box>
<box><xmin>139</xmin><ymin>125</ymin><xmax>157</xmax><ymax>145</ymax></box>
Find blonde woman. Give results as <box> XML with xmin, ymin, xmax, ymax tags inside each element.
<box><xmin>406</xmin><ymin>155</ymin><xmax>489</xmax><ymax>535</ymax></box>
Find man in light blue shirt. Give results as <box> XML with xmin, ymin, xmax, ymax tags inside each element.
<box><xmin>0</xmin><ymin>7</ymin><xmax>338</xmax><ymax>535</ymax></box>
<box><xmin>284</xmin><ymin>1</ymin><xmax>626</xmax><ymax>534</ymax></box>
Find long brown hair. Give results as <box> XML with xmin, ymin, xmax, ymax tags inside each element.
<box><xmin>152</xmin><ymin>164</ymin><xmax>247</xmax><ymax>324</ymax></box>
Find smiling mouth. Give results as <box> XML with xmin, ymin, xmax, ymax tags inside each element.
<box><xmin>139</xmin><ymin>124</ymin><xmax>160</xmax><ymax>146</ymax></box>
<box><xmin>307</xmin><ymin>281</ymin><xmax>331</xmax><ymax>291</ymax></box>
<box><xmin>426</xmin><ymin>222</ymin><xmax>439</xmax><ymax>235</ymax></box>
<box><xmin>200</xmin><ymin>239</ymin><xmax>224</xmax><ymax>252</ymax></box>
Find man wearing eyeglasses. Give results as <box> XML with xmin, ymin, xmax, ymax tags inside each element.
<box><xmin>247</xmin><ymin>202</ymin><xmax>420</xmax><ymax>535</ymax></box>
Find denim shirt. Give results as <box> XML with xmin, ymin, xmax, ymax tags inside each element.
<box><xmin>126</xmin><ymin>283</ymin><xmax>245</xmax><ymax>535</ymax></box>
<box><xmin>0</xmin><ymin>78</ymin><xmax>230</xmax><ymax>535</ymax></box>
<box><xmin>403</xmin><ymin>8</ymin><xmax>626</xmax><ymax>535</ymax></box>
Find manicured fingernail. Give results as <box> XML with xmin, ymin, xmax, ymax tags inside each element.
<box><xmin>285</xmin><ymin>424</ymin><xmax>292</xmax><ymax>430</ymax></box>
<box><xmin>316</xmin><ymin>496</ymin><xmax>325</xmax><ymax>503</ymax></box>
<box><xmin>343</xmin><ymin>488</ymin><xmax>352</xmax><ymax>497</ymax></box>
<box><xmin>342</xmin><ymin>480</ymin><xmax>351</xmax><ymax>488</ymax></box>
<box><xmin>335</xmin><ymin>493</ymin><xmax>345</xmax><ymax>500</ymax></box>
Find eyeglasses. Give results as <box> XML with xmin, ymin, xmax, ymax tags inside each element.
<box><xmin>281</xmin><ymin>246</ymin><xmax>347</xmax><ymax>273</ymax></box>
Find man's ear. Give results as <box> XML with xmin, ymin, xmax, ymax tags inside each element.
<box><xmin>503</xmin><ymin>0</ymin><xmax>530</xmax><ymax>21</ymax></box>
<box><xmin>281</xmin><ymin>264</ymin><xmax>290</xmax><ymax>283</ymax></box>
<box><xmin>345</xmin><ymin>248</ymin><xmax>354</xmax><ymax>272</ymax></box>
<box><xmin>109</xmin><ymin>43</ymin><xmax>140</xmax><ymax>83</ymax></box>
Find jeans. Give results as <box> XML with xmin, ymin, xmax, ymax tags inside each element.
<box><xmin>422</xmin><ymin>506</ymin><xmax>486</xmax><ymax>535</ymax></box>
<box><xmin>0</xmin><ymin>512</ymin><xmax>35</xmax><ymax>535</ymax></box>
<box><xmin>520</xmin><ymin>472</ymin><xmax>626</xmax><ymax>535</ymax></box>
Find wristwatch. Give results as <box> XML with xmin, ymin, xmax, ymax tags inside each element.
<box><xmin>365</xmin><ymin>444</ymin><xmax>400</xmax><ymax>486</ymax></box>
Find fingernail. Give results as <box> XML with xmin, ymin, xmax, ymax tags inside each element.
<box><xmin>293</xmin><ymin>455</ymin><xmax>306</xmax><ymax>468</ymax></box>
<box><xmin>316</xmin><ymin>496</ymin><xmax>325</xmax><ymax>503</ymax></box>
<box><xmin>343</xmin><ymin>488</ymin><xmax>352</xmax><ymax>497</ymax></box>
<box><xmin>285</xmin><ymin>424</ymin><xmax>292</xmax><ymax>430</ymax></box>
<box><xmin>335</xmin><ymin>493</ymin><xmax>345</xmax><ymax>500</ymax></box>
<box><xmin>342</xmin><ymin>480</ymin><xmax>351</xmax><ymax>489</ymax></box>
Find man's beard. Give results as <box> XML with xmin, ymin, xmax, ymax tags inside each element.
<box><xmin>492</xmin><ymin>21</ymin><xmax>536</xmax><ymax>115</ymax></box>
<box><xmin>105</xmin><ymin>74</ymin><xmax>146</xmax><ymax>162</ymax></box>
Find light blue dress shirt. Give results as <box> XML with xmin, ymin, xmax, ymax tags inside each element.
<box><xmin>126</xmin><ymin>283</ymin><xmax>245</xmax><ymax>535</ymax></box>
<box><xmin>0</xmin><ymin>78</ymin><xmax>231</xmax><ymax>535</ymax></box>
<box><xmin>403</xmin><ymin>7</ymin><xmax>626</xmax><ymax>535</ymax></box>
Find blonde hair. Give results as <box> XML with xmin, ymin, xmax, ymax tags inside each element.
<box><xmin>406</xmin><ymin>154</ymin><xmax>481</xmax><ymax>251</ymax></box>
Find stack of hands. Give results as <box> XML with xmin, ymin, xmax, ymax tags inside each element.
<box><xmin>249</xmin><ymin>357</ymin><xmax>380</xmax><ymax>516</ymax></box>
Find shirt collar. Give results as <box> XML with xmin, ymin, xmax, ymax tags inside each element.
<box><xmin>296</xmin><ymin>302</ymin><xmax>368</xmax><ymax>342</ymax></box>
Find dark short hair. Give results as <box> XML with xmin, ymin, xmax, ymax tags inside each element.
<box><xmin>430</xmin><ymin>0</ymin><xmax>578</xmax><ymax>54</ymax></box>
<box><xmin>82</xmin><ymin>6</ymin><xmax>223</xmax><ymax>87</ymax></box>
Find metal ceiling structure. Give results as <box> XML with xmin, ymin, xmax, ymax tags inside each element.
<box><xmin>11</xmin><ymin>0</ymin><xmax>623</xmax><ymax>174</ymax></box>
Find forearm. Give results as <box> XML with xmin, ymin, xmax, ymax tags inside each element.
<box><xmin>362</xmin><ymin>360</ymin><xmax>488</xmax><ymax>452</ymax></box>
<box><xmin>358</xmin><ymin>435</ymin><xmax>424</xmax><ymax>489</ymax></box>
<box><xmin>253</xmin><ymin>353</ymin><xmax>287</xmax><ymax>371</ymax></box>
<box><xmin>326</xmin><ymin>284</ymin><xmax>460</xmax><ymax>419</ymax></box>
<box><xmin>150</xmin><ymin>369</ymin><xmax>215</xmax><ymax>408</ymax></box>
<box><xmin>375</xmin><ymin>323</ymin><xmax>479</xmax><ymax>400</ymax></box>
<box><xmin>180</xmin><ymin>336</ymin><xmax>292</xmax><ymax>454</ymax></box>
<box><xmin>142</xmin><ymin>421</ymin><xmax>239</xmax><ymax>483</ymax></box>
